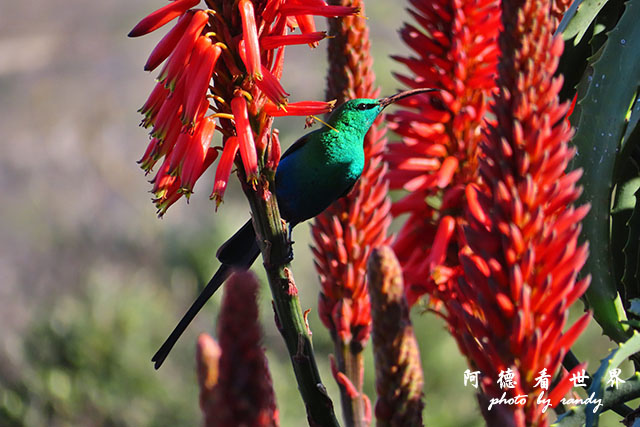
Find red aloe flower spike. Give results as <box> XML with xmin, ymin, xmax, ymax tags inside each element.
<box><xmin>128</xmin><ymin>0</ymin><xmax>201</xmax><ymax>38</ymax></box>
<box><xmin>446</xmin><ymin>0</ymin><xmax>590</xmax><ymax>424</ymax></box>
<box><xmin>311</xmin><ymin>0</ymin><xmax>386</xmax><ymax>424</ymax></box>
<box><xmin>264</xmin><ymin>100</ymin><xmax>335</xmax><ymax>117</ymax></box>
<box><xmin>211</xmin><ymin>136</ymin><xmax>240</xmax><ymax>208</ymax></box>
<box><xmin>231</xmin><ymin>95</ymin><xmax>259</xmax><ymax>184</ymax></box>
<box><xmin>198</xmin><ymin>272</ymin><xmax>279</xmax><ymax>427</ymax></box>
<box><xmin>158</xmin><ymin>10</ymin><xmax>210</xmax><ymax>91</ymax></box>
<box><xmin>386</xmin><ymin>0</ymin><xmax>501</xmax><ymax>303</ymax></box>
<box><xmin>144</xmin><ymin>11</ymin><xmax>194</xmax><ymax>72</ymax></box>
<box><xmin>259</xmin><ymin>32</ymin><xmax>327</xmax><ymax>49</ymax></box>
<box><xmin>239</xmin><ymin>0</ymin><xmax>263</xmax><ymax>80</ymax></box>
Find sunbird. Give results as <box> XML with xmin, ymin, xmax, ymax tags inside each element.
<box><xmin>152</xmin><ymin>88</ymin><xmax>436</xmax><ymax>368</ymax></box>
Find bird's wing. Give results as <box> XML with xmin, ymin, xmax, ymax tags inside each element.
<box><xmin>280</xmin><ymin>130</ymin><xmax>316</xmax><ymax>160</ymax></box>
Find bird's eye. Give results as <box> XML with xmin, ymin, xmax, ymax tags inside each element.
<box><xmin>356</xmin><ymin>103</ymin><xmax>372</xmax><ymax>110</ymax></box>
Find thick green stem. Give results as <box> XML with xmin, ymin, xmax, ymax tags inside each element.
<box><xmin>242</xmin><ymin>174</ymin><xmax>339</xmax><ymax>427</ymax></box>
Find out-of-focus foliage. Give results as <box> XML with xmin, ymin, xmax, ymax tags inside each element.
<box><xmin>0</xmin><ymin>279</ymin><xmax>200</xmax><ymax>427</ymax></box>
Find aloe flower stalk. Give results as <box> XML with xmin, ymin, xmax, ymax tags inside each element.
<box><xmin>130</xmin><ymin>0</ymin><xmax>347</xmax><ymax>216</ymax></box>
<box><xmin>443</xmin><ymin>0</ymin><xmax>592</xmax><ymax>423</ymax></box>
<box><xmin>386</xmin><ymin>0</ymin><xmax>501</xmax><ymax>306</ymax></box>
<box><xmin>367</xmin><ymin>246</ymin><xmax>424</xmax><ymax>427</ymax></box>
<box><xmin>311</xmin><ymin>0</ymin><xmax>390</xmax><ymax>424</ymax></box>
<box><xmin>196</xmin><ymin>272</ymin><xmax>279</xmax><ymax>427</ymax></box>
<box><xmin>131</xmin><ymin>2</ymin><xmax>360</xmax><ymax>424</ymax></box>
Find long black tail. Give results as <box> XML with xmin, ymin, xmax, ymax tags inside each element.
<box><xmin>152</xmin><ymin>220</ymin><xmax>260</xmax><ymax>369</ymax></box>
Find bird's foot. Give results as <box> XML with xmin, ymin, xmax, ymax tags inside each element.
<box><xmin>285</xmin><ymin>242</ymin><xmax>294</xmax><ymax>264</ymax></box>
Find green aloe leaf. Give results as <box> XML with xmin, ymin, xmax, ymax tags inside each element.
<box><xmin>622</xmin><ymin>187</ymin><xmax>640</xmax><ymax>298</ymax></box>
<box><xmin>571</xmin><ymin>0</ymin><xmax>640</xmax><ymax>342</ymax></box>
<box><xmin>562</xmin><ymin>0</ymin><xmax>611</xmax><ymax>43</ymax></box>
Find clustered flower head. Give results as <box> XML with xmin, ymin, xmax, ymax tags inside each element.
<box><xmin>313</xmin><ymin>0</ymin><xmax>385</xmax><ymax>359</ymax></box>
<box><xmin>386</xmin><ymin>0</ymin><xmax>501</xmax><ymax>306</ymax></box>
<box><xmin>130</xmin><ymin>0</ymin><xmax>358</xmax><ymax>216</ymax></box>
<box><xmin>311</xmin><ymin>1</ymin><xmax>389</xmax><ymax>422</ymax></box>
<box><xmin>442</xmin><ymin>0</ymin><xmax>591</xmax><ymax>423</ymax></box>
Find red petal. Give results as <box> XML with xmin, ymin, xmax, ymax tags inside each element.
<box><xmin>231</xmin><ymin>96</ymin><xmax>258</xmax><ymax>183</ymax></box>
<box><xmin>260</xmin><ymin>32</ymin><xmax>327</xmax><ymax>49</ymax></box>
<box><xmin>128</xmin><ymin>0</ymin><xmax>201</xmax><ymax>37</ymax></box>
<box><xmin>144</xmin><ymin>11</ymin><xmax>193</xmax><ymax>71</ymax></box>
<box><xmin>280</xmin><ymin>5</ymin><xmax>360</xmax><ymax>17</ymax></box>
<box><xmin>239</xmin><ymin>0</ymin><xmax>262</xmax><ymax>79</ymax></box>
<box><xmin>158</xmin><ymin>10</ymin><xmax>210</xmax><ymax>90</ymax></box>
<box><xmin>263</xmin><ymin>100</ymin><xmax>335</xmax><ymax>117</ymax></box>
<box><xmin>183</xmin><ymin>42</ymin><xmax>221</xmax><ymax>127</ymax></box>
<box><xmin>211</xmin><ymin>137</ymin><xmax>240</xmax><ymax>207</ymax></box>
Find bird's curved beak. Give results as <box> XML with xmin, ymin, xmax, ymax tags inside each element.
<box><xmin>378</xmin><ymin>88</ymin><xmax>437</xmax><ymax>109</ymax></box>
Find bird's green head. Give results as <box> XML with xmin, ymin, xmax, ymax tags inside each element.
<box><xmin>325</xmin><ymin>88</ymin><xmax>437</xmax><ymax>136</ymax></box>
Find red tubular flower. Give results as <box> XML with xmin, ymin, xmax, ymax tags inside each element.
<box><xmin>385</xmin><ymin>0</ymin><xmax>501</xmax><ymax>305</ymax></box>
<box><xmin>128</xmin><ymin>0</ymin><xmax>201</xmax><ymax>37</ymax></box>
<box><xmin>239</xmin><ymin>0</ymin><xmax>263</xmax><ymax>80</ymax></box>
<box><xmin>263</xmin><ymin>100</ymin><xmax>335</xmax><ymax>116</ymax></box>
<box><xmin>259</xmin><ymin>32</ymin><xmax>327</xmax><ymax>49</ymax></box>
<box><xmin>231</xmin><ymin>95</ymin><xmax>259</xmax><ymax>184</ymax></box>
<box><xmin>139</xmin><ymin>82</ymin><xmax>171</xmax><ymax>124</ymax></box>
<box><xmin>131</xmin><ymin>0</ymin><xmax>357</xmax><ymax>215</ymax></box>
<box><xmin>280</xmin><ymin>5</ymin><xmax>360</xmax><ymax>17</ymax></box>
<box><xmin>183</xmin><ymin>41</ymin><xmax>221</xmax><ymax>128</ymax></box>
<box><xmin>197</xmin><ymin>272</ymin><xmax>279</xmax><ymax>427</ymax></box>
<box><xmin>440</xmin><ymin>0</ymin><xmax>591</xmax><ymax>424</ymax></box>
<box><xmin>144</xmin><ymin>12</ymin><xmax>193</xmax><ymax>72</ymax></box>
<box><xmin>180</xmin><ymin>116</ymin><xmax>217</xmax><ymax>195</ymax></box>
<box><xmin>211</xmin><ymin>136</ymin><xmax>240</xmax><ymax>207</ymax></box>
<box><xmin>158</xmin><ymin>10</ymin><xmax>210</xmax><ymax>90</ymax></box>
<box><xmin>255</xmin><ymin>65</ymin><xmax>290</xmax><ymax>107</ymax></box>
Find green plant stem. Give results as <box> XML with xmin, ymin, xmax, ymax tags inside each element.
<box><xmin>241</xmin><ymin>173</ymin><xmax>339</xmax><ymax>427</ymax></box>
<box><xmin>334</xmin><ymin>341</ymin><xmax>367</xmax><ymax>427</ymax></box>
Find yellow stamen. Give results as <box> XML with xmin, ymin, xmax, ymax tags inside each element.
<box><xmin>311</xmin><ymin>115</ymin><xmax>339</xmax><ymax>133</ymax></box>
<box><xmin>209</xmin><ymin>113</ymin><xmax>235</xmax><ymax>120</ymax></box>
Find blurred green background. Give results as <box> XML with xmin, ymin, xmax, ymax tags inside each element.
<box><xmin>0</xmin><ymin>1</ymin><xmax>623</xmax><ymax>426</ymax></box>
